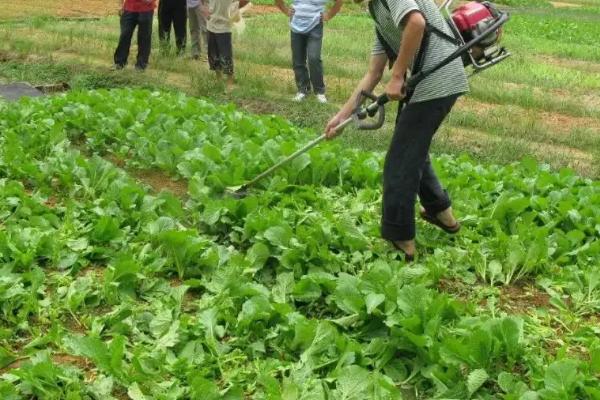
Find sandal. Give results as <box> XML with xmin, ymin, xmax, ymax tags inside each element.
<box><xmin>389</xmin><ymin>241</ymin><xmax>415</xmax><ymax>262</ymax></box>
<box><xmin>420</xmin><ymin>209</ymin><xmax>461</xmax><ymax>234</ymax></box>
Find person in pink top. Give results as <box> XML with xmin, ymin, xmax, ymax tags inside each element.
<box><xmin>114</xmin><ymin>0</ymin><xmax>157</xmax><ymax>71</ymax></box>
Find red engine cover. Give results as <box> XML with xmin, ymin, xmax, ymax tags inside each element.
<box><xmin>452</xmin><ymin>2</ymin><xmax>493</xmax><ymax>32</ymax></box>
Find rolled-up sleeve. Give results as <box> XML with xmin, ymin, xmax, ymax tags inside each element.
<box><xmin>372</xmin><ymin>31</ymin><xmax>386</xmax><ymax>55</ymax></box>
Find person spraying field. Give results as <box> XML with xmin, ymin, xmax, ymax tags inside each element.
<box><xmin>325</xmin><ymin>0</ymin><xmax>469</xmax><ymax>261</ymax></box>
<box><xmin>225</xmin><ymin>0</ymin><xmax>509</xmax><ymax>263</ymax></box>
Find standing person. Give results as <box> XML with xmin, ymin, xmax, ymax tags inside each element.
<box><xmin>275</xmin><ymin>0</ymin><xmax>343</xmax><ymax>103</ymax></box>
<box><xmin>325</xmin><ymin>0</ymin><xmax>468</xmax><ymax>261</ymax></box>
<box><xmin>114</xmin><ymin>0</ymin><xmax>156</xmax><ymax>71</ymax></box>
<box><xmin>158</xmin><ymin>0</ymin><xmax>187</xmax><ymax>54</ymax></box>
<box><xmin>205</xmin><ymin>0</ymin><xmax>249</xmax><ymax>92</ymax></box>
<box><xmin>188</xmin><ymin>0</ymin><xmax>208</xmax><ymax>60</ymax></box>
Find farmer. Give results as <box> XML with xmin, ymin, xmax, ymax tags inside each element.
<box><xmin>114</xmin><ymin>0</ymin><xmax>156</xmax><ymax>71</ymax></box>
<box><xmin>158</xmin><ymin>0</ymin><xmax>188</xmax><ymax>54</ymax></box>
<box><xmin>187</xmin><ymin>0</ymin><xmax>208</xmax><ymax>60</ymax></box>
<box><xmin>325</xmin><ymin>0</ymin><xmax>468</xmax><ymax>261</ymax></box>
<box><xmin>275</xmin><ymin>0</ymin><xmax>343</xmax><ymax>104</ymax></box>
<box><xmin>205</xmin><ymin>0</ymin><xmax>249</xmax><ymax>92</ymax></box>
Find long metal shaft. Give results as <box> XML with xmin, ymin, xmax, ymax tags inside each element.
<box><xmin>238</xmin><ymin>117</ymin><xmax>354</xmax><ymax>191</ymax></box>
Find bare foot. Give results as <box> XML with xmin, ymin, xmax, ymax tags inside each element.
<box><xmin>392</xmin><ymin>239</ymin><xmax>416</xmax><ymax>261</ymax></box>
<box><xmin>436</xmin><ymin>207</ymin><xmax>458</xmax><ymax>227</ymax></box>
<box><xmin>225</xmin><ymin>75</ymin><xmax>235</xmax><ymax>93</ymax></box>
<box><xmin>421</xmin><ymin>207</ymin><xmax>458</xmax><ymax>227</ymax></box>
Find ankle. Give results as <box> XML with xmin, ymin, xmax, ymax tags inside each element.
<box><xmin>393</xmin><ymin>240</ymin><xmax>416</xmax><ymax>254</ymax></box>
<box><xmin>437</xmin><ymin>207</ymin><xmax>457</xmax><ymax>225</ymax></box>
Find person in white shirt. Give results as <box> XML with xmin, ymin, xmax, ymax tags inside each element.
<box><xmin>275</xmin><ymin>0</ymin><xmax>343</xmax><ymax>103</ymax></box>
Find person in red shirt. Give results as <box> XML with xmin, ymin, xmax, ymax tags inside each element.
<box><xmin>114</xmin><ymin>0</ymin><xmax>157</xmax><ymax>71</ymax></box>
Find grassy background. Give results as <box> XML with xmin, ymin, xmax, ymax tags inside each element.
<box><xmin>0</xmin><ymin>0</ymin><xmax>599</xmax><ymax>176</ymax></box>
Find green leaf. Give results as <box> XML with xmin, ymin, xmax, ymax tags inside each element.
<box><xmin>149</xmin><ymin>309</ymin><xmax>173</xmax><ymax>338</ymax></box>
<box><xmin>179</xmin><ymin>340</ymin><xmax>206</xmax><ymax>365</ymax></box>
<box><xmin>334</xmin><ymin>273</ymin><xmax>365</xmax><ymax>315</ymax></box>
<box><xmin>365</xmin><ymin>293</ymin><xmax>385</xmax><ymax>314</ymax></box>
<box><xmin>156</xmin><ymin>320</ymin><xmax>180</xmax><ymax>349</ymax></box>
<box><xmin>263</xmin><ymin>225</ymin><xmax>293</xmax><ymax>247</ymax></box>
<box><xmin>89</xmin><ymin>375</ymin><xmax>114</xmax><ymax>399</ymax></box>
<box><xmin>0</xmin><ymin>346</ymin><xmax>16</xmax><ymax>369</ymax></box>
<box><xmin>237</xmin><ymin>295</ymin><xmax>273</xmax><ymax>328</ymax></box>
<box><xmin>127</xmin><ymin>383</ymin><xmax>149</xmax><ymax>400</ymax></box>
<box><xmin>544</xmin><ymin>359</ymin><xmax>579</xmax><ymax>394</ymax></box>
<box><xmin>64</xmin><ymin>335</ymin><xmax>110</xmax><ymax>371</ymax></box>
<box><xmin>590</xmin><ymin>341</ymin><xmax>600</xmax><ymax>374</ymax></box>
<box><xmin>146</xmin><ymin>216</ymin><xmax>176</xmax><ymax>235</ymax></box>
<box><xmin>189</xmin><ymin>377</ymin><xmax>220</xmax><ymax>400</ymax></box>
<box><xmin>109</xmin><ymin>336</ymin><xmax>125</xmax><ymax>378</ymax></box>
<box><xmin>334</xmin><ymin>365</ymin><xmax>370</xmax><ymax>400</ymax></box>
<box><xmin>498</xmin><ymin>372</ymin><xmax>516</xmax><ymax>392</ymax></box>
<box><xmin>223</xmin><ymin>385</ymin><xmax>243</xmax><ymax>400</ymax></box>
<box><xmin>92</xmin><ymin>216</ymin><xmax>121</xmax><ymax>243</ymax></box>
<box><xmin>0</xmin><ymin>381</ymin><xmax>20</xmax><ymax>400</ymax></box>
<box><xmin>272</xmin><ymin>272</ymin><xmax>294</xmax><ymax>304</ymax></box>
<box><xmin>247</xmin><ymin>242</ymin><xmax>271</xmax><ymax>269</ymax></box>
<box><xmin>67</xmin><ymin>237</ymin><xmax>89</xmax><ymax>252</ymax></box>
<box><xmin>467</xmin><ymin>369</ymin><xmax>488</xmax><ymax>397</ymax></box>
<box><xmin>111</xmin><ymin>255</ymin><xmax>140</xmax><ymax>284</ymax></box>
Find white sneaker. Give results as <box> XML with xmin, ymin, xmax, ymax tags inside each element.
<box><xmin>316</xmin><ymin>94</ymin><xmax>328</xmax><ymax>104</ymax></box>
<box><xmin>293</xmin><ymin>92</ymin><xmax>307</xmax><ymax>102</ymax></box>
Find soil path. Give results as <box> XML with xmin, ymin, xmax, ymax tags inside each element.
<box><xmin>0</xmin><ymin>0</ymin><xmax>114</xmax><ymax>19</ymax></box>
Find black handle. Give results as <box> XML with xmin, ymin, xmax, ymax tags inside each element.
<box><xmin>353</xmin><ymin>91</ymin><xmax>388</xmax><ymax>131</ymax></box>
<box><xmin>377</xmin><ymin>94</ymin><xmax>390</xmax><ymax>106</ymax></box>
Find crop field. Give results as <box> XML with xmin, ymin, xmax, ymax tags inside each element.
<box><xmin>0</xmin><ymin>0</ymin><xmax>599</xmax><ymax>399</ymax></box>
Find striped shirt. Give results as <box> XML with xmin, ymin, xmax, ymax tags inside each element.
<box><xmin>370</xmin><ymin>0</ymin><xmax>468</xmax><ymax>103</ymax></box>
<box><xmin>290</xmin><ymin>0</ymin><xmax>328</xmax><ymax>34</ymax></box>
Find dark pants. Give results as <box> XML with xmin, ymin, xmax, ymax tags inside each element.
<box><xmin>381</xmin><ymin>94</ymin><xmax>459</xmax><ymax>241</ymax></box>
<box><xmin>208</xmin><ymin>32</ymin><xmax>233</xmax><ymax>75</ymax></box>
<box><xmin>114</xmin><ymin>10</ymin><xmax>154</xmax><ymax>70</ymax></box>
<box><xmin>291</xmin><ymin>23</ymin><xmax>325</xmax><ymax>95</ymax></box>
<box><xmin>158</xmin><ymin>0</ymin><xmax>187</xmax><ymax>53</ymax></box>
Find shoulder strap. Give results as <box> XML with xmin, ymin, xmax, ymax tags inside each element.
<box><xmin>427</xmin><ymin>23</ymin><xmax>462</xmax><ymax>46</ymax></box>
<box><xmin>380</xmin><ymin>0</ymin><xmax>462</xmax><ymax>45</ymax></box>
<box><xmin>369</xmin><ymin>0</ymin><xmax>459</xmax><ymax>78</ymax></box>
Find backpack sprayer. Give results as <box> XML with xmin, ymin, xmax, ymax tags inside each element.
<box><xmin>226</xmin><ymin>0</ymin><xmax>510</xmax><ymax>198</ymax></box>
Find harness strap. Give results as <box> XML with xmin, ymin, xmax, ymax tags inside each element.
<box><xmin>371</xmin><ymin>0</ymin><xmax>462</xmax><ymax>70</ymax></box>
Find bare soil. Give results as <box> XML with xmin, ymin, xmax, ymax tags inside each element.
<box><xmin>550</xmin><ymin>1</ymin><xmax>583</xmax><ymax>8</ymax></box>
<box><xmin>246</xmin><ymin>4</ymin><xmax>280</xmax><ymax>17</ymax></box>
<box><xmin>104</xmin><ymin>154</ymin><xmax>189</xmax><ymax>198</ymax></box>
<box><xmin>0</xmin><ymin>353</ymin><xmax>93</xmax><ymax>378</ymax></box>
<box><xmin>0</xmin><ymin>0</ymin><xmax>115</xmax><ymax>19</ymax></box>
<box><xmin>537</xmin><ymin>54</ymin><xmax>600</xmax><ymax>74</ymax></box>
<box><xmin>441</xmin><ymin>127</ymin><xmax>595</xmax><ymax>175</ymax></box>
<box><xmin>500</xmin><ymin>283</ymin><xmax>551</xmax><ymax>313</ymax></box>
<box><xmin>133</xmin><ymin>168</ymin><xmax>189</xmax><ymax>198</ymax></box>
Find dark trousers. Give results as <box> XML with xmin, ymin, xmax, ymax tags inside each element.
<box><xmin>291</xmin><ymin>23</ymin><xmax>325</xmax><ymax>94</ymax></box>
<box><xmin>208</xmin><ymin>32</ymin><xmax>233</xmax><ymax>75</ymax></box>
<box><xmin>381</xmin><ymin>94</ymin><xmax>459</xmax><ymax>241</ymax></box>
<box><xmin>114</xmin><ymin>10</ymin><xmax>154</xmax><ymax>69</ymax></box>
<box><xmin>158</xmin><ymin>0</ymin><xmax>187</xmax><ymax>52</ymax></box>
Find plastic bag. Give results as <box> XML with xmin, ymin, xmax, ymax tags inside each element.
<box><xmin>229</xmin><ymin>1</ymin><xmax>252</xmax><ymax>35</ymax></box>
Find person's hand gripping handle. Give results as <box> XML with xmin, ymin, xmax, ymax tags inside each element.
<box><xmin>325</xmin><ymin>94</ymin><xmax>390</xmax><ymax>139</ymax></box>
